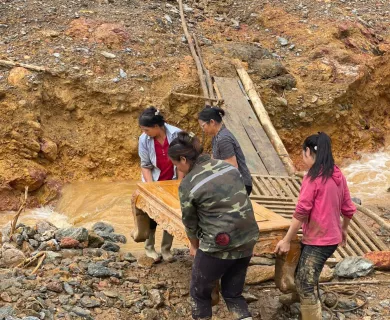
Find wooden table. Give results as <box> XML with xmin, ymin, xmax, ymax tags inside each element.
<box><xmin>131</xmin><ymin>180</ymin><xmax>291</xmax><ymax>256</ymax></box>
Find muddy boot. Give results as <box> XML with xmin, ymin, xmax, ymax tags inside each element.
<box><xmin>279</xmin><ymin>292</ymin><xmax>300</xmax><ymax>306</ymax></box>
<box><xmin>161</xmin><ymin>230</ymin><xmax>174</xmax><ymax>262</ymax></box>
<box><xmin>300</xmin><ymin>301</ymin><xmax>322</xmax><ymax>320</ymax></box>
<box><xmin>145</xmin><ymin>229</ymin><xmax>160</xmax><ymax>261</ymax></box>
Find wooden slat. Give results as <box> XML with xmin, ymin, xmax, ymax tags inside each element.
<box><xmin>352</xmin><ymin>215</ymin><xmax>388</xmax><ymax>251</ymax></box>
<box><xmin>214</xmin><ymin>77</ymin><xmax>287</xmax><ymax>176</ymax></box>
<box><xmin>214</xmin><ymin>77</ymin><xmax>269</xmax><ymax>175</ymax></box>
<box><xmin>350</xmin><ymin>218</ymin><xmax>382</xmax><ymax>251</ymax></box>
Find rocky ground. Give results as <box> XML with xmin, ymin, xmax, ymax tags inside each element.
<box><xmin>0</xmin><ymin>220</ymin><xmax>390</xmax><ymax>320</ymax></box>
<box><xmin>0</xmin><ymin>0</ymin><xmax>389</xmax><ymax>209</ymax></box>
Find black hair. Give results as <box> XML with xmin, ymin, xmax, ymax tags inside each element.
<box><xmin>138</xmin><ymin>106</ymin><xmax>165</xmax><ymax>127</ymax></box>
<box><xmin>168</xmin><ymin>132</ymin><xmax>203</xmax><ymax>163</ymax></box>
<box><xmin>198</xmin><ymin>105</ymin><xmax>225</xmax><ymax>124</ymax></box>
<box><xmin>303</xmin><ymin>132</ymin><xmax>335</xmax><ymax>181</ymax></box>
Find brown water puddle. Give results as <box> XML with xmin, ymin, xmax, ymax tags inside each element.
<box><xmin>0</xmin><ymin>180</ymin><xmax>185</xmax><ymax>255</ymax></box>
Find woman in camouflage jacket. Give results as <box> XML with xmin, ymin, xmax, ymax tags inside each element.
<box><xmin>168</xmin><ymin>131</ymin><xmax>260</xmax><ymax>320</ymax></box>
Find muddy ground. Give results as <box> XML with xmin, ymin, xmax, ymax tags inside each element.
<box><xmin>0</xmin><ymin>0</ymin><xmax>389</xmax><ymax>209</ymax></box>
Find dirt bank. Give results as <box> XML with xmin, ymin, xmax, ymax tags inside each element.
<box><xmin>0</xmin><ymin>0</ymin><xmax>389</xmax><ymax>208</ymax></box>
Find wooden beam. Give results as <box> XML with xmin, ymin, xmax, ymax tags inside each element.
<box><xmin>233</xmin><ymin>59</ymin><xmax>296</xmax><ymax>176</ymax></box>
<box><xmin>171</xmin><ymin>92</ymin><xmax>222</xmax><ymax>102</ymax></box>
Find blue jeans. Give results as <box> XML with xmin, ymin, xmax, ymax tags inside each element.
<box><xmin>295</xmin><ymin>243</ymin><xmax>337</xmax><ymax>305</ymax></box>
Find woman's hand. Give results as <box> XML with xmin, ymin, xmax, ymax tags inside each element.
<box><xmin>190</xmin><ymin>243</ymin><xmax>198</xmax><ymax>257</ymax></box>
<box><xmin>340</xmin><ymin>229</ymin><xmax>348</xmax><ymax>247</ymax></box>
<box><xmin>274</xmin><ymin>239</ymin><xmax>291</xmax><ymax>255</ymax></box>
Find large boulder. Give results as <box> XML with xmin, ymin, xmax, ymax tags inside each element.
<box><xmin>335</xmin><ymin>257</ymin><xmax>374</xmax><ymax>278</ymax></box>
<box><xmin>245</xmin><ymin>265</ymin><xmax>275</xmax><ymax>284</ymax></box>
<box><xmin>55</xmin><ymin>227</ymin><xmax>88</xmax><ymax>242</ymax></box>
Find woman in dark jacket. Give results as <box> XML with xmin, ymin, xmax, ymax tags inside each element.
<box><xmin>198</xmin><ymin>106</ymin><xmax>253</xmax><ymax>195</ymax></box>
<box><xmin>168</xmin><ymin>131</ymin><xmax>259</xmax><ymax>320</ymax></box>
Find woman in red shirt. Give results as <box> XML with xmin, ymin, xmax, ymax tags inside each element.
<box><xmin>138</xmin><ymin>107</ymin><xmax>183</xmax><ymax>261</ymax></box>
<box><xmin>275</xmin><ymin>132</ymin><xmax>356</xmax><ymax>319</ymax></box>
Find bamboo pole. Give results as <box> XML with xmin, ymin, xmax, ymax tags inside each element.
<box><xmin>0</xmin><ymin>59</ymin><xmax>54</xmax><ymax>73</ymax></box>
<box><xmin>9</xmin><ymin>187</ymin><xmax>28</xmax><ymax>237</ymax></box>
<box><xmin>355</xmin><ymin>204</ymin><xmax>390</xmax><ymax>232</ymax></box>
<box><xmin>232</xmin><ymin>59</ymin><xmax>296</xmax><ymax>176</ymax></box>
<box><xmin>178</xmin><ymin>0</ymin><xmax>209</xmax><ymax>104</ymax></box>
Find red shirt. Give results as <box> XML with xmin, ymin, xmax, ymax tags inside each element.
<box><xmin>154</xmin><ymin>138</ymin><xmax>174</xmax><ymax>181</ymax></box>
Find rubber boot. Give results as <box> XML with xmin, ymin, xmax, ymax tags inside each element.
<box><xmin>161</xmin><ymin>230</ymin><xmax>174</xmax><ymax>262</ymax></box>
<box><xmin>300</xmin><ymin>301</ymin><xmax>322</xmax><ymax>320</ymax></box>
<box><xmin>144</xmin><ymin>229</ymin><xmax>160</xmax><ymax>261</ymax></box>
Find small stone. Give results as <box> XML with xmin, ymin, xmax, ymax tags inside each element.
<box><xmin>276</xmin><ymin>97</ymin><xmax>288</xmax><ymax>107</ymax></box>
<box><xmin>71</xmin><ymin>306</ymin><xmax>91</xmax><ymax>317</ymax></box>
<box><xmin>35</xmin><ymin>220</ymin><xmax>57</xmax><ymax>234</ymax></box>
<box><xmin>63</xmin><ymin>283</ymin><xmax>74</xmax><ymax>296</ymax></box>
<box><xmin>53</xmin><ymin>53</ymin><xmax>60</xmax><ymax>58</ymax></box>
<box><xmin>87</xmin><ymin>263</ymin><xmax>122</xmax><ymax>278</ymax></box>
<box><xmin>103</xmin><ymin>291</ymin><xmax>119</xmax><ymax>298</ymax></box>
<box><xmin>47</xmin><ymin>281</ymin><xmax>63</xmax><ymax>293</ymax></box>
<box><xmin>148</xmin><ymin>289</ymin><xmax>164</xmax><ymax>308</ymax></box>
<box><xmin>123</xmin><ymin>252</ymin><xmax>136</xmax><ymax>263</ymax></box>
<box><xmin>140</xmin><ymin>309</ymin><xmax>159</xmax><ymax>319</ymax></box>
<box><xmin>40</xmin><ymin>138</ymin><xmax>58</xmax><ymax>161</ymax></box>
<box><xmin>80</xmin><ymin>296</ymin><xmax>101</xmax><ymax>308</ymax></box>
<box><xmin>164</xmin><ymin>14</ymin><xmax>172</xmax><ymax>24</ymax></box>
<box><xmin>112</xmin><ymin>77</ymin><xmax>120</xmax><ymax>83</ymax></box>
<box><xmin>101</xmin><ymin>51</ymin><xmax>116</xmax><ymax>59</ymax></box>
<box><xmin>1</xmin><ymin>292</ymin><xmax>12</xmax><ymax>302</ymax></box>
<box><xmin>60</xmin><ymin>237</ymin><xmax>80</xmax><ymax>249</ymax></box>
<box><xmin>44</xmin><ymin>251</ymin><xmax>63</xmax><ymax>263</ymax></box>
<box><xmin>119</xmin><ymin>69</ymin><xmax>127</xmax><ymax>79</ymax></box>
<box><xmin>87</xmin><ymin>232</ymin><xmax>105</xmax><ymax>248</ymax></box>
<box><xmin>101</xmin><ymin>242</ymin><xmax>120</xmax><ymax>252</ymax></box>
<box><xmin>243</xmin><ymin>293</ymin><xmax>258</xmax><ymax>303</ymax></box>
<box><xmin>289</xmin><ymin>44</ymin><xmax>295</xmax><ymax>50</ymax></box>
<box><xmin>137</xmin><ymin>256</ymin><xmax>156</xmax><ymax>269</ymax></box>
<box><xmin>299</xmin><ymin>111</ymin><xmax>306</xmax><ymax>118</ymax></box>
<box><xmin>249</xmin><ymin>257</ymin><xmax>275</xmax><ymax>266</ymax></box>
<box><xmin>277</xmin><ymin>37</ymin><xmax>289</xmax><ymax>46</ymax></box>
<box><xmin>319</xmin><ymin>265</ymin><xmax>334</xmax><ymax>282</ymax></box>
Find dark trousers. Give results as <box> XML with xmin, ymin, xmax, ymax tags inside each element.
<box><xmin>190</xmin><ymin>249</ymin><xmax>251</xmax><ymax>320</ymax></box>
<box><xmin>295</xmin><ymin>243</ymin><xmax>337</xmax><ymax>304</ymax></box>
<box><xmin>245</xmin><ymin>185</ymin><xmax>252</xmax><ymax>196</ymax></box>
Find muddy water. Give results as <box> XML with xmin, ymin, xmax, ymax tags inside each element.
<box><xmin>0</xmin><ymin>180</ymin><xmax>185</xmax><ymax>255</ymax></box>
<box><xmin>343</xmin><ymin>146</ymin><xmax>390</xmax><ymax>205</ymax></box>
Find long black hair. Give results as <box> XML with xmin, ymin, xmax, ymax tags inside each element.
<box><xmin>198</xmin><ymin>105</ymin><xmax>225</xmax><ymax>123</ymax></box>
<box><xmin>138</xmin><ymin>106</ymin><xmax>165</xmax><ymax>127</ymax></box>
<box><xmin>168</xmin><ymin>132</ymin><xmax>203</xmax><ymax>163</ymax></box>
<box><xmin>303</xmin><ymin>132</ymin><xmax>335</xmax><ymax>181</ymax></box>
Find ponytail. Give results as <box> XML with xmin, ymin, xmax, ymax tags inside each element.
<box><xmin>198</xmin><ymin>105</ymin><xmax>225</xmax><ymax>123</ymax></box>
<box><xmin>168</xmin><ymin>132</ymin><xmax>203</xmax><ymax>163</ymax></box>
<box><xmin>139</xmin><ymin>106</ymin><xmax>165</xmax><ymax>127</ymax></box>
<box><xmin>303</xmin><ymin>132</ymin><xmax>335</xmax><ymax>181</ymax></box>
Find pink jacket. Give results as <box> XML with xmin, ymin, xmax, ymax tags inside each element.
<box><xmin>293</xmin><ymin>166</ymin><xmax>356</xmax><ymax>246</ymax></box>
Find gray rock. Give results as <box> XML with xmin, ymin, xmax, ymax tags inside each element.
<box><xmin>96</xmin><ymin>231</ymin><xmax>126</xmax><ymax>244</ymax></box>
<box><xmin>164</xmin><ymin>14</ymin><xmax>172</xmax><ymax>24</ymax></box>
<box><xmin>277</xmin><ymin>37</ymin><xmax>289</xmax><ymax>46</ymax></box>
<box><xmin>101</xmin><ymin>242</ymin><xmax>120</xmax><ymax>252</ymax></box>
<box><xmin>123</xmin><ymin>252</ymin><xmax>136</xmax><ymax>263</ymax></box>
<box><xmin>55</xmin><ymin>227</ymin><xmax>88</xmax><ymax>242</ymax></box>
<box><xmin>243</xmin><ymin>293</ymin><xmax>258</xmax><ymax>303</ymax></box>
<box><xmin>71</xmin><ymin>306</ymin><xmax>91</xmax><ymax>317</ymax></box>
<box><xmin>92</xmin><ymin>222</ymin><xmax>115</xmax><ymax>234</ymax></box>
<box><xmin>45</xmin><ymin>251</ymin><xmax>63</xmax><ymax>262</ymax></box>
<box><xmin>0</xmin><ymin>306</ymin><xmax>15</xmax><ymax>319</ymax></box>
<box><xmin>149</xmin><ymin>289</ymin><xmax>164</xmax><ymax>308</ymax></box>
<box><xmin>251</xmin><ymin>59</ymin><xmax>287</xmax><ymax>79</ymax></box>
<box><xmin>80</xmin><ymin>296</ymin><xmax>101</xmax><ymax>308</ymax></box>
<box><xmin>87</xmin><ymin>263</ymin><xmax>122</xmax><ymax>278</ymax></box>
<box><xmin>335</xmin><ymin>257</ymin><xmax>374</xmax><ymax>278</ymax></box>
<box><xmin>119</xmin><ymin>69</ymin><xmax>127</xmax><ymax>79</ymax></box>
<box><xmin>35</xmin><ymin>220</ymin><xmax>57</xmax><ymax>234</ymax></box>
<box><xmin>59</xmin><ymin>295</ymin><xmax>70</xmax><ymax>305</ymax></box>
<box><xmin>63</xmin><ymin>283</ymin><xmax>74</xmax><ymax>296</ymax></box>
<box><xmin>28</xmin><ymin>239</ymin><xmax>39</xmax><ymax>248</ymax></box>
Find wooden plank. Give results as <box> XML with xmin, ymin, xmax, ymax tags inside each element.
<box><xmin>214</xmin><ymin>77</ymin><xmax>268</xmax><ymax>175</ymax></box>
<box><xmin>351</xmin><ymin>218</ymin><xmax>384</xmax><ymax>251</ymax></box>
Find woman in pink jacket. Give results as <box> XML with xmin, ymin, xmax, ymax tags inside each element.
<box><xmin>275</xmin><ymin>132</ymin><xmax>356</xmax><ymax>319</ymax></box>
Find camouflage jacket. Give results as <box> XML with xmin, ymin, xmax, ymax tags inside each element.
<box><xmin>179</xmin><ymin>155</ymin><xmax>260</xmax><ymax>259</ymax></box>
